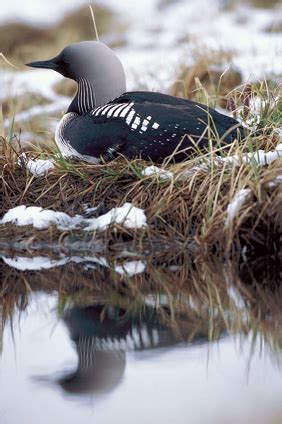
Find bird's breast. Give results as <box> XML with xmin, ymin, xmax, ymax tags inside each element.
<box><xmin>55</xmin><ymin>112</ymin><xmax>100</xmax><ymax>164</ymax></box>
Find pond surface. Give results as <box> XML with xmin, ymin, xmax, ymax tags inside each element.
<box><xmin>0</xmin><ymin>255</ymin><xmax>282</xmax><ymax>424</ymax></box>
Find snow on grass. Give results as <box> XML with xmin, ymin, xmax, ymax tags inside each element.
<box><xmin>84</xmin><ymin>202</ymin><xmax>147</xmax><ymax>231</ymax></box>
<box><xmin>267</xmin><ymin>175</ymin><xmax>282</xmax><ymax>188</ymax></box>
<box><xmin>18</xmin><ymin>153</ymin><xmax>55</xmax><ymax>177</ymax></box>
<box><xmin>114</xmin><ymin>260</ymin><xmax>146</xmax><ymax>276</ymax></box>
<box><xmin>0</xmin><ymin>205</ymin><xmax>75</xmax><ymax>229</ymax></box>
<box><xmin>183</xmin><ymin>163</ymin><xmax>210</xmax><ymax>177</ymax></box>
<box><xmin>2</xmin><ymin>255</ymin><xmax>68</xmax><ymax>271</ymax></box>
<box><xmin>141</xmin><ymin>142</ymin><xmax>282</xmax><ymax>181</ymax></box>
<box><xmin>236</xmin><ymin>96</ymin><xmax>272</xmax><ymax>131</ymax></box>
<box><xmin>0</xmin><ymin>203</ymin><xmax>147</xmax><ymax>231</ymax></box>
<box><xmin>82</xmin><ymin>204</ymin><xmax>98</xmax><ymax>215</ymax></box>
<box><xmin>26</xmin><ymin>158</ymin><xmax>55</xmax><ymax>176</ymax></box>
<box><xmin>206</xmin><ymin>142</ymin><xmax>282</xmax><ymax>169</ymax></box>
<box><xmin>0</xmin><ymin>69</ymin><xmax>61</xmax><ymax>102</ymax></box>
<box><xmin>225</xmin><ymin>188</ymin><xmax>252</xmax><ymax>227</ymax></box>
<box><xmin>1</xmin><ymin>254</ymin><xmax>147</xmax><ymax>275</ymax></box>
<box><xmin>71</xmin><ymin>256</ymin><xmax>146</xmax><ymax>276</ymax></box>
<box><xmin>227</xmin><ymin>286</ymin><xmax>246</xmax><ymax>311</ymax></box>
<box><xmin>141</xmin><ymin>165</ymin><xmax>173</xmax><ymax>180</ymax></box>
<box><xmin>222</xmin><ymin>143</ymin><xmax>282</xmax><ymax>167</ymax></box>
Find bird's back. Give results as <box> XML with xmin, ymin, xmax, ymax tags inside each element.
<box><xmin>58</xmin><ymin>91</ymin><xmax>246</xmax><ymax>163</ymax></box>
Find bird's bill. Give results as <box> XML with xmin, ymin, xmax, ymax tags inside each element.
<box><xmin>26</xmin><ymin>56</ymin><xmax>60</xmax><ymax>70</ymax></box>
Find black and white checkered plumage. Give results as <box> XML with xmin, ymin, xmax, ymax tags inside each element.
<box><xmin>61</xmin><ymin>91</ymin><xmax>244</xmax><ymax>163</ymax></box>
<box><xmin>27</xmin><ymin>41</ymin><xmax>245</xmax><ymax>164</ymax></box>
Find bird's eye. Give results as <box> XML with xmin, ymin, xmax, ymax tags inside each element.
<box><xmin>64</xmin><ymin>58</ymin><xmax>71</xmax><ymax>64</ymax></box>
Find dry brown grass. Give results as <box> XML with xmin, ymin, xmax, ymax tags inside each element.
<box><xmin>0</xmin><ymin>131</ymin><xmax>281</xmax><ymax>259</ymax></box>
<box><xmin>169</xmin><ymin>51</ymin><xmax>242</xmax><ymax>108</ymax></box>
<box><xmin>1</xmin><ymin>92</ymin><xmax>51</xmax><ymax>116</ymax></box>
<box><xmin>248</xmin><ymin>0</ymin><xmax>281</xmax><ymax>8</ymax></box>
<box><xmin>0</xmin><ymin>70</ymin><xmax>281</xmax><ymax>261</ymax></box>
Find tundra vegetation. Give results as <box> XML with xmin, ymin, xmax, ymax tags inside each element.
<box><xmin>0</xmin><ymin>0</ymin><xmax>281</xmax><ymax>356</ymax></box>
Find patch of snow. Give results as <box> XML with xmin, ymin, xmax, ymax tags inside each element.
<box><xmin>84</xmin><ymin>202</ymin><xmax>147</xmax><ymax>231</ymax></box>
<box><xmin>141</xmin><ymin>165</ymin><xmax>173</xmax><ymax>180</ymax></box>
<box><xmin>0</xmin><ymin>205</ymin><xmax>77</xmax><ymax>230</ymax></box>
<box><xmin>18</xmin><ymin>154</ymin><xmax>55</xmax><ymax>177</ymax></box>
<box><xmin>237</xmin><ymin>96</ymin><xmax>267</xmax><ymax>131</ymax></box>
<box><xmin>222</xmin><ymin>149</ymin><xmax>281</xmax><ymax>167</ymax></box>
<box><xmin>0</xmin><ymin>70</ymin><xmax>61</xmax><ymax>102</ymax></box>
<box><xmin>115</xmin><ymin>260</ymin><xmax>146</xmax><ymax>276</ymax></box>
<box><xmin>267</xmin><ymin>175</ymin><xmax>282</xmax><ymax>188</ymax></box>
<box><xmin>0</xmin><ymin>0</ymin><xmax>91</xmax><ymax>25</ymax></box>
<box><xmin>141</xmin><ymin>142</ymin><xmax>282</xmax><ymax>183</ymax></box>
<box><xmin>1</xmin><ymin>254</ymin><xmax>147</xmax><ymax>276</ymax></box>
<box><xmin>224</xmin><ymin>145</ymin><xmax>282</xmax><ymax>167</ymax></box>
<box><xmin>206</xmin><ymin>141</ymin><xmax>282</xmax><ymax>170</ymax></box>
<box><xmin>2</xmin><ymin>256</ymin><xmax>68</xmax><ymax>271</ymax></box>
<box><xmin>1</xmin><ymin>203</ymin><xmax>147</xmax><ymax>231</ymax></box>
<box><xmin>26</xmin><ymin>158</ymin><xmax>55</xmax><ymax>176</ymax></box>
<box><xmin>183</xmin><ymin>163</ymin><xmax>210</xmax><ymax>177</ymax></box>
<box><xmin>227</xmin><ymin>286</ymin><xmax>245</xmax><ymax>311</ymax></box>
<box><xmin>143</xmin><ymin>294</ymin><xmax>169</xmax><ymax>307</ymax></box>
<box><xmin>67</xmin><ymin>255</ymin><xmax>109</xmax><ymax>268</ymax></box>
<box><xmin>225</xmin><ymin>188</ymin><xmax>251</xmax><ymax>227</ymax></box>
<box><xmin>141</xmin><ymin>141</ymin><xmax>282</xmax><ymax>182</ymax></box>
<box><xmin>82</xmin><ymin>204</ymin><xmax>98</xmax><ymax>214</ymax></box>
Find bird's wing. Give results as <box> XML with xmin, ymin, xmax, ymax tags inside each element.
<box><xmin>63</xmin><ymin>98</ymin><xmax>243</xmax><ymax>162</ymax></box>
<box><xmin>110</xmin><ymin>91</ymin><xmax>244</xmax><ymax>137</ymax></box>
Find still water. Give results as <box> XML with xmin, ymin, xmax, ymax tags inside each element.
<box><xmin>0</xmin><ymin>255</ymin><xmax>282</xmax><ymax>424</ymax></box>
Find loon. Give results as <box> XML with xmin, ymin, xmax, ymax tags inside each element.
<box><xmin>26</xmin><ymin>41</ymin><xmax>244</xmax><ymax>163</ymax></box>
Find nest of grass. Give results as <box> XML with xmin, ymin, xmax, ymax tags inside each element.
<box><xmin>0</xmin><ymin>129</ymin><xmax>281</xmax><ymax>259</ymax></box>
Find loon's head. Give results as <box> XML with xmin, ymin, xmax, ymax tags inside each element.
<box><xmin>26</xmin><ymin>41</ymin><xmax>126</xmax><ymax>107</ymax></box>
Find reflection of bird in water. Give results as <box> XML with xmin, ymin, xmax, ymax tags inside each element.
<box><xmin>58</xmin><ymin>338</ymin><xmax>126</xmax><ymax>395</ymax></box>
<box><xmin>58</xmin><ymin>303</ymin><xmax>192</xmax><ymax>395</ymax></box>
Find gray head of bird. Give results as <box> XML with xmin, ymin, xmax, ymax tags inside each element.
<box><xmin>26</xmin><ymin>41</ymin><xmax>126</xmax><ymax>109</ymax></box>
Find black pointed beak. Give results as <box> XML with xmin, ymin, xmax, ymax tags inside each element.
<box><xmin>26</xmin><ymin>56</ymin><xmax>60</xmax><ymax>71</ymax></box>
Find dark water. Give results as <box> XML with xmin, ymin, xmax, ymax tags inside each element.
<box><xmin>0</xmin><ymin>254</ymin><xmax>282</xmax><ymax>424</ymax></box>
